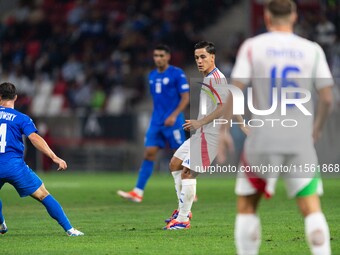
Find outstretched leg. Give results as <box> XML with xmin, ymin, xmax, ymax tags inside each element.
<box><xmin>0</xmin><ymin>200</ymin><xmax>8</xmax><ymax>234</ymax></box>
<box><xmin>31</xmin><ymin>184</ymin><xmax>83</xmax><ymax>236</ymax></box>
<box><xmin>117</xmin><ymin>147</ymin><xmax>158</xmax><ymax>203</ymax></box>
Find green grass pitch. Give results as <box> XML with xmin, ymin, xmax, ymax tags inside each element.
<box><xmin>0</xmin><ymin>172</ymin><xmax>339</xmax><ymax>255</ymax></box>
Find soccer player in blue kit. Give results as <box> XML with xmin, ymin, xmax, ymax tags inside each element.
<box><xmin>117</xmin><ymin>44</ymin><xmax>190</xmax><ymax>202</ymax></box>
<box><xmin>0</xmin><ymin>82</ymin><xmax>83</xmax><ymax>236</ymax></box>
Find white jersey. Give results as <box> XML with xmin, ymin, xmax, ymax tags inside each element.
<box><xmin>231</xmin><ymin>31</ymin><xmax>333</xmax><ymax>153</ymax></box>
<box><xmin>197</xmin><ymin>67</ymin><xmax>228</xmax><ymax>135</ymax></box>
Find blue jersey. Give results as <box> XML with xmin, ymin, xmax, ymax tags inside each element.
<box><xmin>149</xmin><ymin>65</ymin><xmax>189</xmax><ymax>125</ymax></box>
<box><xmin>0</xmin><ymin>106</ymin><xmax>37</xmax><ymax>163</ymax></box>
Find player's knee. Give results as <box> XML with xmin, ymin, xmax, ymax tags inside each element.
<box><xmin>309</xmin><ymin>229</ymin><xmax>325</xmax><ymax>246</ymax></box>
<box><xmin>144</xmin><ymin>151</ymin><xmax>157</xmax><ymax>161</ymax></box>
<box><xmin>237</xmin><ymin>196</ymin><xmax>258</xmax><ymax>214</ymax></box>
<box><xmin>169</xmin><ymin>160</ymin><xmax>175</xmax><ymax>171</ymax></box>
<box><xmin>31</xmin><ymin>185</ymin><xmax>50</xmax><ymax>201</ymax></box>
<box><xmin>181</xmin><ymin>168</ymin><xmax>196</xmax><ymax>179</ymax></box>
<box><xmin>169</xmin><ymin>157</ymin><xmax>181</xmax><ymax>171</ymax></box>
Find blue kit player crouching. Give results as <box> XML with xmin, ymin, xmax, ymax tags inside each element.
<box><xmin>0</xmin><ymin>82</ymin><xmax>83</xmax><ymax>236</ymax></box>
<box><xmin>117</xmin><ymin>44</ymin><xmax>190</xmax><ymax>202</ymax></box>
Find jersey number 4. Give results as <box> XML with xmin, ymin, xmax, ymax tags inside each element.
<box><xmin>0</xmin><ymin>123</ymin><xmax>7</xmax><ymax>153</ymax></box>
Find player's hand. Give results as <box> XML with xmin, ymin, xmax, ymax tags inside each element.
<box><xmin>217</xmin><ymin>131</ymin><xmax>234</xmax><ymax>164</ymax></box>
<box><xmin>164</xmin><ymin>114</ymin><xmax>176</xmax><ymax>126</ymax></box>
<box><xmin>52</xmin><ymin>157</ymin><xmax>68</xmax><ymax>171</ymax></box>
<box><xmin>183</xmin><ymin>119</ymin><xmax>202</xmax><ymax>131</ymax></box>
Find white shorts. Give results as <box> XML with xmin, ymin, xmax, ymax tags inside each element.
<box><xmin>174</xmin><ymin>132</ymin><xmax>219</xmax><ymax>172</ymax></box>
<box><xmin>235</xmin><ymin>148</ymin><xmax>323</xmax><ymax>198</ymax></box>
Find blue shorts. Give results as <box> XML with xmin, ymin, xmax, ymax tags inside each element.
<box><xmin>0</xmin><ymin>159</ymin><xmax>43</xmax><ymax>197</ymax></box>
<box><xmin>145</xmin><ymin>123</ymin><xmax>186</xmax><ymax>149</ymax></box>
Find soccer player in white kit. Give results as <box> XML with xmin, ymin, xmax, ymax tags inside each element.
<box><xmin>164</xmin><ymin>41</ymin><xmax>229</xmax><ymax>230</ymax></box>
<box><xmin>218</xmin><ymin>0</ymin><xmax>333</xmax><ymax>254</ymax></box>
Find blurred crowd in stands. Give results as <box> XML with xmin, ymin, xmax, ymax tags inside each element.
<box><xmin>0</xmin><ymin>0</ymin><xmax>236</xmax><ymax>115</ymax></box>
<box><xmin>0</xmin><ymin>0</ymin><xmax>339</xmax><ymax>116</ymax></box>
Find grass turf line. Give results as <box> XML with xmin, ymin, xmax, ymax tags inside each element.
<box><xmin>0</xmin><ymin>172</ymin><xmax>338</xmax><ymax>255</ymax></box>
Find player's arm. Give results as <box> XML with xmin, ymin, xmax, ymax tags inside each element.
<box><xmin>313</xmin><ymin>86</ymin><xmax>333</xmax><ymax>142</ymax></box>
<box><xmin>183</xmin><ymin>102</ymin><xmax>224</xmax><ymax>131</ymax></box>
<box><xmin>164</xmin><ymin>92</ymin><xmax>189</xmax><ymax>126</ymax></box>
<box><xmin>231</xmin><ymin>80</ymin><xmax>249</xmax><ymax>135</ymax></box>
<box><xmin>28</xmin><ymin>132</ymin><xmax>67</xmax><ymax>171</ymax></box>
<box><xmin>217</xmin><ymin>80</ymin><xmax>246</xmax><ymax>163</ymax></box>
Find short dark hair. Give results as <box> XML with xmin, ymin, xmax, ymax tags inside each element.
<box><xmin>194</xmin><ymin>41</ymin><xmax>216</xmax><ymax>54</ymax></box>
<box><xmin>0</xmin><ymin>82</ymin><xmax>17</xmax><ymax>100</ymax></box>
<box><xmin>154</xmin><ymin>44</ymin><xmax>171</xmax><ymax>53</ymax></box>
<box><xmin>265</xmin><ymin>0</ymin><xmax>296</xmax><ymax>17</ymax></box>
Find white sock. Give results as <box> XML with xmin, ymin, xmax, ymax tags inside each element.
<box><xmin>177</xmin><ymin>179</ymin><xmax>196</xmax><ymax>222</ymax></box>
<box><xmin>171</xmin><ymin>171</ymin><xmax>182</xmax><ymax>207</ymax></box>
<box><xmin>133</xmin><ymin>187</ymin><xmax>144</xmax><ymax>197</ymax></box>
<box><xmin>235</xmin><ymin>214</ymin><xmax>261</xmax><ymax>255</ymax></box>
<box><xmin>305</xmin><ymin>212</ymin><xmax>331</xmax><ymax>255</ymax></box>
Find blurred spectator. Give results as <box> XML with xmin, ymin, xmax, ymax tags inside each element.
<box><xmin>11</xmin><ymin>0</ymin><xmax>340</xmax><ymax>116</ymax></box>
<box><xmin>315</xmin><ymin>14</ymin><xmax>336</xmax><ymax>59</ymax></box>
<box><xmin>91</xmin><ymin>83</ymin><xmax>106</xmax><ymax>111</ymax></box>
<box><xmin>62</xmin><ymin>54</ymin><xmax>83</xmax><ymax>82</ymax></box>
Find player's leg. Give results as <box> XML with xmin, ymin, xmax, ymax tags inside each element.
<box><xmin>167</xmin><ymin>125</ymin><xmax>188</xmax><ymax>199</ymax></box>
<box><xmin>164</xmin><ymin>167</ymin><xmax>197</xmax><ymax>230</ymax></box>
<box><xmin>165</xmin><ymin>133</ymin><xmax>221</xmax><ymax>229</ymax></box>
<box><xmin>235</xmin><ymin>173</ymin><xmax>263</xmax><ymax>255</ymax></box>
<box><xmin>165</xmin><ymin>140</ymin><xmax>195</xmax><ymax>223</ymax></box>
<box><xmin>0</xmin><ymin>199</ymin><xmax>8</xmax><ymax>234</ymax></box>
<box><xmin>8</xmin><ymin>162</ymin><xmax>83</xmax><ymax>236</ymax></box>
<box><xmin>177</xmin><ymin>167</ymin><xmax>198</xmax><ymax>223</ymax></box>
<box><xmin>169</xmin><ymin>156</ymin><xmax>182</xmax><ymax>200</ymax></box>
<box><xmin>286</xmin><ymin>150</ymin><xmax>331</xmax><ymax>255</ymax></box>
<box><xmin>234</xmin><ymin>152</ymin><xmax>280</xmax><ymax>255</ymax></box>
<box><xmin>31</xmin><ymin>183</ymin><xmax>84</xmax><ymax>236</ymax></box>
<box><xmin>117</xmin><ymin>125</ymin><xmax>163</xmax><ymax>202</ymax></box>
<box><xmin>134</xmin><ymin>146</ymin><xmax>159</xmax><ymax>194</ymax></box>
<box><xmin>235</xmin><ymin>193</ymin><xmax>262</xmax><ymax>255</ymax></box>
<box><xmin>117</xmin><ymin>146</ymin><xmax>159</xmax><ymax>202</ymax></box>
<box><xmin>169</xmin><ymin>139</ymin><xmax>189</xmax><ymax>205</ymax></box>
<box><xmin>0</xmin><ymin>199</ymin><xmax>4</xmax><ymax>223</ymax></box>
<box><xmin>295</xmin><ymin>182</ymin><xmax>330</xmax><ymax>255</ymax></box>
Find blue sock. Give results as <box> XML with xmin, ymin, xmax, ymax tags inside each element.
<box><xmin>135</xmin><ymin>159</ymin><xmax>154</xmax><ymax>190</ymax></box>
<box><xmin>0</xmin><ymin>200</ymin><xmax>4</xmax><ymax>224</ymax></box>
<box><xmin>41</xmin><ymin>195</ymin><xmax>72</xmax><ymax>231</ymax></box>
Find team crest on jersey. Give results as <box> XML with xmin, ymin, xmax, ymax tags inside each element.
<box><xmin>163</xmin><ymin>77</ymin><xmax>169</xmax><ymax>85</ymax></box>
